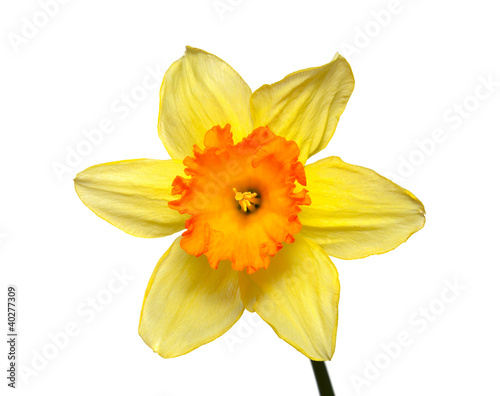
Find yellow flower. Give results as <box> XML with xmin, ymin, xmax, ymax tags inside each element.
<box><xmin>74</xmin><ymin>47</ymin><xmax>425</xmax><ymax>361</ymax></box>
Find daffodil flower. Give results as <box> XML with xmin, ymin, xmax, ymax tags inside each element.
<box><xmin>74</xmin><ymin>47</ymin><xmax>425</xmax><ymax>361</ymax></box>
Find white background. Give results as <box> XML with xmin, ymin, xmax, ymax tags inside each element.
<box><xmin>1</xmin><ymin>0</ymin><xmax>500</xmax><ymax>395</ymax></box>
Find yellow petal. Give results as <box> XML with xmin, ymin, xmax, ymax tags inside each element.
<box><xmin>139</xmin><ymin>237</ymin><xmax>244</xmax><ymax>358</ymax></box>
<box><xmin>301</xmin><ymin>157</ymin><xmax>425</xmax><ymax>259</ymax></box>
<box><xmin>74</xmin><ymin>159</ymin><xmax>187</xmax><ymax>238</ymax></box>
<box><xmin>250</xmin><ymin>53</ymin><xmax>354</xmax><ymax>163</ymax></box>
<box><xmin>158</xmin><ymin>46</ymin><xmax>253</xmax><ymax>159</ymax></box>
<box><xmin>238</xmin><ymin>234</ymin><xmax>340</xmax><ymax>361</ymax></box>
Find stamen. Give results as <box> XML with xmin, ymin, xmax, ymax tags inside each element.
<box><xmin>233</xmin><ymin>188</ymin><xmax>261</xmax><ymax>212</ymax></box>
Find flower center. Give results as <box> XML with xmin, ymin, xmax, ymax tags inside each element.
<box><xmin>232</xmin><ymin>188</ymin><xmax>260</xmax><ymax>213</ymax></box>
<box><xmin>169</xmin><ymin>124</ymin><xmax>310</xmax><ymax>274</ymax></box>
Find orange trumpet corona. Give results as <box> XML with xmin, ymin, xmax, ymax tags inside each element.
<box><xmin>169</xmin><ymin>124</ymin><xmax>311</xmax><ymax>274</ymax></box>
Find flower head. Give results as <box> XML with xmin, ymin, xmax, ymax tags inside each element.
<box><xmin>74</xmin><ymin>47</ymin><xmax>425</xmax><ymax>360</ymax></box>
<box><xmin>169</xmin><ymin>124</ymin><xmax>310</xmax><ymax>274</ymax></box>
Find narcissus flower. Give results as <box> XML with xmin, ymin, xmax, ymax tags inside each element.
<box><xmin>74</xmin><ymin>47</ymin><xmax>425</xmax><ymax>361</ymax></box>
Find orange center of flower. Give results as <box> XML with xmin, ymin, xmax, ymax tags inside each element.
<box><xmin>169</xmin><ymin>124</ymin><xmax>311</xmax><ymax>274</ymax></box>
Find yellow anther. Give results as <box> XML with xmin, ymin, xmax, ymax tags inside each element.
<box><xmin>233</xmin><ymin>188</ymin><xmax>260</xmax><ymax>212</ymax></box>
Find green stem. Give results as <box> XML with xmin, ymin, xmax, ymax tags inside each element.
<box><xmin>310</xmin><ymin>360</ymin><xmax>335</xmax><ymax>396</ymax></box>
